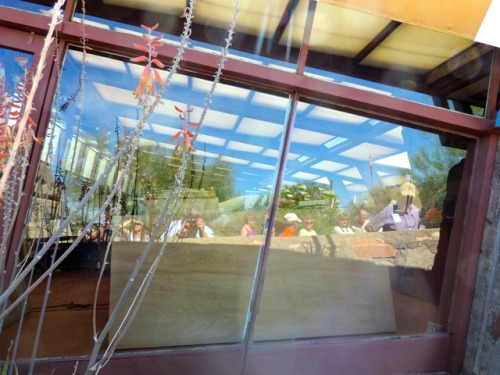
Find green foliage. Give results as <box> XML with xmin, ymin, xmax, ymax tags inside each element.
<box><xmin>274</xmin><ymin>181</ymin><xmax>340</xmax><ymax>235</ymax></box>
<box><xmin>199</xmin><ymin>158</ymin><xmax>236</xmax><ymax>202</ymax></box>
<box><xmin>280</xmin><ymin>181</ymin><xmax>336</xmax><ymax>209</ymax></box>
<box><xmin>367</xmin><ymin>185</ymin><xmax>394</xmax><ymax>210</ymax></box>
<box><xmin>131</xmin><ymin>147</ymin><xmax>236</xmax><ymax>204</ymax></box>
<box><xmin>409</xmin><ymin>134</ymin><xmax>465</xmax><ymax>212</ymax></box>
<box><xmin>470</xmin><ymin>105</ymin><xmax>484</xmax><ymax>117</ymax></box>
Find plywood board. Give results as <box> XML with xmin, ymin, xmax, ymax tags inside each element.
<box><xmin>254</xmin><ymin>248</ymin><xmax>396</xmax><ymax>340</ymax></box>
<box><xmin>110</xmin><ymin>241</ymin><xmax>259</xmax><ymax>348</ymax></box>
<box><xmin>110</xmin><ymin>237</ymin><xmax>395</xmax><ymax>349</ymax></box>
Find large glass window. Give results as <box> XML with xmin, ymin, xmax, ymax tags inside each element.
<box><xmin>255</xmin><ymin>99</ymin><xmax>467</xmax><ymax>341</ymax></box>
<box><xmin>0</xmin><ymin>3</ymin><xmax>483</xmax><ymax>371</ymax></box>
<box><xmin>1</xmin><ymin>45</ymin><xmax>293</xmax><ymax>355</ymax></box>
<box><xmin>0</xmin><ymin>47</ymin><xmax>34</xmax><ymax>251</ymax></box>
<box><xmin>1</xmin><ymin>43</ymin><xmax>469</xmax><ymax>357</ymax></box>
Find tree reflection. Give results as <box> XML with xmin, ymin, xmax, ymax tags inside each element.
<box><xmin>409</xmin><ymin>134</ymin><xmax>466</xmax><ymax>225</ymax></box>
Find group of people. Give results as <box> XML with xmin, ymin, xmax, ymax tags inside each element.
<box><xmin>334</xmin><ymin>182</ymin><xmax>421</xmax><ymax>233</ymax></box>
<box><xmin>118</xmin><ymin>211</ymin><xmax>215</xmax><ymax>242</ymax></box>
<box><xmin>273</xmin><ymin>182</ymin><xmax>421</xmax><ymax>237</ymax></box>
<box><xmin>238</xmin><ymin>212</ymin><xmax>318</xmax><ymax>238</ymax></box>
<box><xmin>332</xmin><ymin>208</ymin><xmax>372</xmax><ymax>234</ymax></box>
<box><xmin>117</xmin><ymin>211</ymin><xmax>319</xmax><ymax>241</ymax></box>
<box><xmin>273</xmin><ymin>209</ymin><xmax>369</xmax><ymax>237</ymax></box>
<box><xmin>274</xmin><ymin>213</ymin><xmax>317</xmax><ymax>237</ymax></box>
<box><xmin>115</xmin><ymin>182</ymin><xmax>422</xmax><ymax>241</ymax></box>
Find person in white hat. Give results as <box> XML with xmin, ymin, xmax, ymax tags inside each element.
<box><xmin>279</xmin><ymin>213</ymin><xmax>302</xmax><ymax>237</ymax></box>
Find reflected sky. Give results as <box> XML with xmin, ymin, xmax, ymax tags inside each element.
<box><xmin>0</xmin><ymin>0</ymin><xmax>56</xmax><ymax>14</ymax></box>
<box><xmin>1</xmin><ymin>24</ymin><xmax>461</xmax><ymax>215</ymax></box>
<box><xmin>46</xmin><ymin>48</ymin><xmax>439</xmax><ymax>209</ymax></box>
<box><xmin>1</xmin><ymin>43</ymin><xmax>445</xmax><ymax>209</ymax></box>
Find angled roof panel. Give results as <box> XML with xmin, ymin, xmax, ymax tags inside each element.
<box><xmin>319</xmin><ymin>0</ymin><xmax>493</xmax><ymax>42</ymax></box>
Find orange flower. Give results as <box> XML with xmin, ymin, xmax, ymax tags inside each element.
<box><xmin>130</xmin><ymin>24</ymin><xmax>165</xmax><ymax>101</ymax></box>
<box><xmin>170</xmin><ymin>106</ymin><xmax>200</xmax><ymax>154</ymax></box>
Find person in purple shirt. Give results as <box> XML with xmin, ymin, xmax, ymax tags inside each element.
<box><xmin>366</xmin><ymin>182</ymin><xmax>420</xmax><ymax>232</ymax></box>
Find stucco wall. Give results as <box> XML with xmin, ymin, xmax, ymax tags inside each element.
<box><xmin>463</xmin><ymin>141</ymin><xmax>500</xmax><ymax>375</ymax></box>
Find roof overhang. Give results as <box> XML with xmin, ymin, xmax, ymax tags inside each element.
<box><xmin>319</xmin><ymin>0</ymin><xmax>500</xmax><ymax>47</ymax></box>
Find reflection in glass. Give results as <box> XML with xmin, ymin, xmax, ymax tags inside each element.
<box><xmin>255</xmin><ymin>98</ymin><xmax>467</xmax><ymax>341</ymax></box>
<box><xmin>48</xmin><ymin>48</ymin><xmax>289</xmax><ymax>238</ymax></box>
<box><xmin>0</xmin><ymin>0</ymin><xmax>63</xmax><ymax>14</ymax></box>
<box><xmin>6</xmin><ymin>46</ymin><xmax>292</xmax><ymax>355</ymax></box>
<box><xmin>0</xmin><ymin>47</ymin><xmax>34</xmax><ymax>238</ymax></box>
<box><xmin>73</xmin><ymin>0</ymin><xmax>308</xmax><ymax>70</ymax></box>
<box><xmin>305</xmin><ymin>1</ymin><xmax>491</xmax><ymax>116</ymax></box>
<box><xmin>0</xmin><ymin>48</ymin><xmax>33</xmax><ymax>100</ymax></box>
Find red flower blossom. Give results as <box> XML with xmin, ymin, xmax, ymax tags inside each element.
<box><xmin>170</xmin><ymin>106</ymin><xmax>199</xmax><ymax>154</ymax></box>
<box><xmin>130</xmin><ymin>24</ymin><xmax>165</xmax><ymax>102</ymax></box>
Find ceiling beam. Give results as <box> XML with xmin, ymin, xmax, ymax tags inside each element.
<box><xmin>353</xmin><ymin>20</ymin><xmax>401</xmax><ymax>65</ymax></box>
<box><xmin>271</xmin><ymin>0</ymin><xmax>301</xmax><ymax>49</ymax></box>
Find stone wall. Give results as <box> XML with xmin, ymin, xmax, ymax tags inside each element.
<box><xmin>463</xmin><ymin>142</ymin><xmax>500</xmax><ymax>375</ymax></box>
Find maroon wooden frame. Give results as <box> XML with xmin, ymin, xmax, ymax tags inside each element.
<box><xmin>1</xmin><ymin>4</ymin><xmax>498</xmax><ymax>374</ymax></box>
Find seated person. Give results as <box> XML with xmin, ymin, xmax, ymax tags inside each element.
<box><xmin>240</xmin><ymin>213</ymin><xmax>257</xmax><ymax>237</ymax></box>
<box><xmin>352</xmin><ymin>208</ymin><xmax>370</xmax><ymax>232</ymax></box>
<box><xmin>163</xmin><ymin>213</ymin><xmax>214</xmax><ymax>240</ymax></box>
<box><xmin>279</xmin><ymin>213</ymin><xmax>301</xmax><ymax>237</ymax></box>
<box><xmin>334</xmin><ymin>213</ymin><xmax>354</xmax><ymax>234</ymax></box>
<box><xmin>298</xmin><ymin>216</ymin><xmax>317</xmax><ymax>237</ymax></box>
<box><xmin>366</xmin><ymin>182</ymin><xmax>420</xmax><ymax>232</ymax></box>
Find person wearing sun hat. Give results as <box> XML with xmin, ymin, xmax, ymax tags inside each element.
<box><xmin>279</xmin><ymin>212</ymin><xmax>302</xmax><ymax>237</ymax></box>
<box><xmin>121</xmin><ymin>217</ymin><xmax>150</xmax><ymax>241</ymax></box>
<box><xmin>366</xmin><ymin>181</ymin><xmax>420</xmax><ymax>232</ymax></box>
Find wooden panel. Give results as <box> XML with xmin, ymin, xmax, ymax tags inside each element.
<box><xmin>244</xmin><ymin>334</ymin><xmax>451</xmax><ymax>375</ymax></box>
<box><xmin>15</xmin><ymin>345</ymin><xmax>247</xmax><ymax>375</ymax></box>
<box><xmin>254</xmin><ymin>243</ymin><xmax>396</xmax><ymax>340</ymax></box>
<box><xmin>110</xmin><ymin>235</ymin><xmax>395</xmax><ymax>349</ymax></box>
<box><xmin>13</xmin><ymin>334</ymin><xmax>450</xmax><ymax>375</ymax></box>
<box><xmin>110</xmin><ymin>240</ymin><xmax>259</xmax><ymax>348</ymax></box>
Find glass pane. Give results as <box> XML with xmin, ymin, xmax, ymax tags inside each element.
<box><xmin>253</xmin><ymin>98</ymin><xmax>468</xmax><ymax>341</ymax></box>
<box><xmin>0</xmin><ymin>47</ymin><xmax>33</xmax><ymax>239</ymax></box>
<box><xmin>305</xmin><ymin>1</ymin><xmax>491</xmax><ymax>117</ymax></box>
<box><xmin>74</xmin><ymin>0</ymin><xmax>308</xmax><ymax>71</ymax></box>
<box><xmin>0</xmin><ymin>0</ymin><xmax>65</xmax><ymax>14</ymax></box>
<box><xmin>2</xmin><ymin>46</ymin><xmax>290</xmax><ymax>356</ymax></box>
<box><xmin>0</xmin><ymin>48</ymin><xmax>33</xmax><ymax>104</ymax></box>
